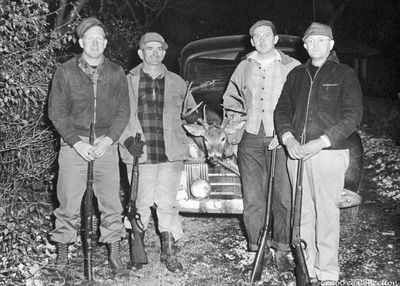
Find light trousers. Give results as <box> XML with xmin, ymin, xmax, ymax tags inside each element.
<box><xmin>51</xmin><ymin>142</ymin><xmax>125</xmax><ymax>244</ymax></box>
<box><xmin>125</xmin><ymin>161</ymin><xmax>184</xmax><ymax>241</ymax></box>
<box><xmin>287</xmin><ymin>149</ymin><xmax>349</xmax><ymax>281</ymax></box>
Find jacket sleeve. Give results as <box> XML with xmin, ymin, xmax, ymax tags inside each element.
<box><xmin>323</xmin><ymin>68</ymin><xmax>363</xmax><ymax>147</ymax></box>
<box><xmin>222</xmin><ymin>62</ymin><xmax>246</xmax><ymax>112</ymax></box>
<box><xmin>48</xmin><ymin>67</ymin><xmax>81</xmax><ymax>146</ymax></box>
<box><xmin>105</xmin><ymin>67</ymin><xmax>130</xmax><ymax>143</ymax></box>
<box><xmin>274</xmin><ymin>71</ymin><xmax>296</xmax><ymax>140</ymax></box>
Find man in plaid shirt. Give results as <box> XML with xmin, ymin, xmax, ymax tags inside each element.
<box><xmin>223</xmin><ymin>20</ymin><xmax>300</xmax><ymax>281</ymax></box>
<box><xmin>119</xmin><ymin>32</ymin><xmax>195</xmax><ymax>273</ymax></box>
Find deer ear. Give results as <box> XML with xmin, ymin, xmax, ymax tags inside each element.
<box><xmin>183</xmin><ymin>124</ymin><xmax>206</xmax><ymax>137</ymax></box>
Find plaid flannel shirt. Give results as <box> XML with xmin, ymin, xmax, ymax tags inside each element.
<box><xmin>138</xmin><ymin>69</ymin><xmax>167</xmax><ymax>163</ymax></box>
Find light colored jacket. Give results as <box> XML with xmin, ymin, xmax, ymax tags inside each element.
<box><xmin>119</xmin><ymin>63</ymin><xmax>192</xmax><ymax>163</ymax></box>
<box><xmin>223</xmin><ymin>49</ymin><xmax>300</xmax><ymax>136</ymax></box>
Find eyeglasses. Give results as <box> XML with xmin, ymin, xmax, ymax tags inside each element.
<box><xmin>304</xmin><ymin>37</ymin><xmax>331</xmax><ymax>45</ymax></box>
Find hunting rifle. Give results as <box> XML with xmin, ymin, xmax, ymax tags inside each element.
<box><xmin>292</xmin><ymin>135</ymin><xmax>311</xmax><ymax>286</ymax></box>
<box><xmin>82</xmin><ymin>122</ymin><xmax>95</xmax><ymax>281</ymax></box>
<box><xmin>250</xmin><ymin>144</ymin><xmax>277</xmax><ymax>282</ymax></box>
<box><xmin>123</xmin><ymin>133</ymin><xmax>148</xmax><ymax>268</ymax></box>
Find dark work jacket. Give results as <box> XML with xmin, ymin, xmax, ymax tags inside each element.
<box><xmin>48</xmin><ymin>55</ymin><xmax>130</xmax><ymax>147</ymax></box>
<box><xmin>274</xmin><ymin>51</ymin><xmax>363</xmax><ymax>149</ymax></box>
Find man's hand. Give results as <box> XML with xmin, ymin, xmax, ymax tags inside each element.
<box><xmin>302</xmin><ymin>138</ymin><xmax>328</xmax><ymax>160</ymax></box>
<box><xmin>73</xmin><ymin>141</ymin><xmax>95</xmax><ymax>162</ymax></box>
<box><xmin>267</xmin><ymin>135</ymin><xmax>281</xmax><ymax>150</ymax></box>
<box><xmin>124</xmin><ymin>136</ymin><xmax>145</xmax><ymax>157</ymax></box>
<box><xmin>285</xmin><ymin>136</ymin><xmax>306</xmax><ymax>159</ymax></box>
<box><xmin>92</xmin><ymin>136</ymin><xmax>113</xmax><ymax>158</ymax></box>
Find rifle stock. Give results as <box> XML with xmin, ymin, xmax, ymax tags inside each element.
<box><xmin>124</xmin><ymin>133</ymin><xmax>148</xmax><ymax>267</ymax></box>
<box><xmin>292</xmin><ymin>135</ymin><xmax>311</xmax><ymax>286</ymax></box>
<box><xmin>83</xmin><ymin>122</ymin><xmax>95</xmax><ymax>281</ymax></box>
<box><xmin>250</xmin><ymin>146</ymin><xmax>277</xmax><ymax>282</ymax></box>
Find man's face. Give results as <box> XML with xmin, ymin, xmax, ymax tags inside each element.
<box><xmin>79</xmin><ymin>26</ymin><xmax>107</xmax><ymax>60</ymax></box>
<box><xmin>138</xmin><ymin>42</ymin><xmax>166</xmax><ymax>67</ymax></box>
<box><xmin>250</xmin><ymin>26</ymin><xmax>278</xmax><ymax>56</ymax></box>
<box><xmin>304</xmin><ymin>35</ymin><xmax>334</xmax><ymax>62</ymax></box>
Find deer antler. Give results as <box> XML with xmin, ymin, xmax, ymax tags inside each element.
<box><xmin>182</xmin><ymin>81</ymin><xmax>203</xmax><ymax>120</ymax></box>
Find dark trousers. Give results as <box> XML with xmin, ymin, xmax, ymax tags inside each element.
<box><xmin>238</xmin><ymin>128</ymin><xmax>292</xmax><ymax>252</ymax></box>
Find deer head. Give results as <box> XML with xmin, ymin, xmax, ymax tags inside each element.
<box><xmin>182</xmin><ymin>80</ymin><xmax>247</xmax><ymax>165</ymax></box>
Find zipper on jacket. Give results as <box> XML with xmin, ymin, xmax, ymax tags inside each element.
<box><xmin>302</xmin><ymin>66</ymin><xmax>321</xmax><ymax>140</ymax></box>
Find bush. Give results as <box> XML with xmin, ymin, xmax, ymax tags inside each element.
<box><xmin>0</xmin><ymin>0</ymin><xmax>73</xmax><ymax>214</ymax></box>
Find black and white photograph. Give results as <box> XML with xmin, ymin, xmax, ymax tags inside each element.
<box><xmin>1</xmin><ymin>0</ymin><xmax>399</xmax><ymax>285</ymax></box>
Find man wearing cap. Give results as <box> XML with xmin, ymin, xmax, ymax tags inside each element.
<box><xmin>119</xmin><ymin>32</ymin><xmax>193</xmax><ymax>272</ymax></box>
<box><xmin>48</xmin><ymin>17</ymin><xmax>130</xmax><ymax>280</ymax></box>
<box><xmin>274</xmin><ymin>22</ymin><xmax>363</xmax><ymax>284</ymax></box>
<box><xmin>222</xmin><ymin>20</ymin><xmax>300</xmax><ymax>281</ymax></box>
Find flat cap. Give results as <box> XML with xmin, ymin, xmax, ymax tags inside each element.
<box><xmin>139</xmin><ymin>32</ymin><xmax>168</xmax><ymax>50</ymax></box>
<box><xmin>303</xmin><ymin>22</ymin><xmax>333</xmax><ymax>41</ymax></box>
<box><xmin>76</xmin><ymin>17</ymin><xmax>105</xmax><ymax>39</ymax></box>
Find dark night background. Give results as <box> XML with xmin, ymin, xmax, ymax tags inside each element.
<box><xmin>125</xmin><ymin>0</ymin><xmax>399</xmax><ymax>102</ymax></box>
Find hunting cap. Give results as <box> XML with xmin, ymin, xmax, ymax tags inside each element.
<box><xmin>249</xmin><ymin>20</ymin><xmax>277</xmax><ymax>36</ymax></box>
<box><xmin>76</xmin><ymin>17</ymin><xmax>105</xmax><ymax>39</ymax></box>
<box><xmin>139</xmin><ymin>32</ymin><xmax>168</xmax><ymax>50</ymax></box>
<box><xmin>303</xmin><ymin>22</ymin><xmax>333</xmax><ymax>42</ymax></box>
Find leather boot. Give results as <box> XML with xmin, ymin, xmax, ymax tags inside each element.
<box><xmin>107</xmin><ymin>241</ymin><xmax>129</xmax><ymax>281</ymax></box>
<box><xmin>275</xmin><ymin>250</ymin><xmax>296</xmax><ymax>285</ymax></box>
<box><xmin>55</xmin><ymin>243</ymin><xmax>68</xmax><ymax>267</ymax></box>
<box><xmin>160</xmin><ymin>232</ymin><xmax>183</xmax><ymax>272</ymax></box>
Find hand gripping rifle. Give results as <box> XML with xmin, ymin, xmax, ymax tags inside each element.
<box><xmin>82</xmin><ymin>122</ymin><xmax>95</xmax><ymax>281</ymax></box>
<box><xmin>292</xmin><ymin>135</ymin><xmax>311</xmax><ymax>286</ymax></box>
<box><xmin>123</xmin><ymin>133</ymin><xmax>148</xmax><ymax>268</ymax></box>
<box><xmin>250</xmin><ymin>145</ymin><xmax>277</xmax><ymax>282</ymax></box>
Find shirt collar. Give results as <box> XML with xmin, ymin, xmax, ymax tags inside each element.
<box><xmin>248</xmin><ymin>49</ymin><xmax>282</xmax><ymax>64</ymax></box>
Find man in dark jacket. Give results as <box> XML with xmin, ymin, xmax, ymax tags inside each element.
<box><xmin>274</xmin><ymin>22</ymin><xmax>363</xmax><ymax>285</ymax></box>
<box><xmin>48</xmin><ymin>17</ymin><xmax>130</xmax><ymax>280</ymax></box>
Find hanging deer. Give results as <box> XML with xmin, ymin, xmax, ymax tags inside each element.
<box><xmin>182</xmin><ymin>81</ymin><xmax>247</xmax><ymax>175</ymax></box>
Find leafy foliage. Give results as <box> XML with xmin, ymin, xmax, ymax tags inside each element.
<box><xmin>0</xmin><ymin>0</ymin><xmax>74</xmax><ymax>215</ymax></box>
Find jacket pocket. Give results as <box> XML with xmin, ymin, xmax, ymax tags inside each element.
<box><xmin>316</xmin><ymin>82</ymin><xmax>340</xmax><ymax>112</ymax></box>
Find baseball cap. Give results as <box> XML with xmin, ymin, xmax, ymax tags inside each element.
<box><xmin>76</xmin><ymin>17</ymin><xmax>105</xmax><ymax>39</ymax></box>
<box><xmin>139</xmin><ymin>32</ymin><xmax>168</xmax><ymax>50</ymax></box>
<box><xmin>303</xmin><ymin>22</ymin><xmax>333</xmax><ymax>42</ymax></box>
<box><xmin>249</xmin><ymin>20</ymin><xmax>277</xmax><ymax>36</ymax></box>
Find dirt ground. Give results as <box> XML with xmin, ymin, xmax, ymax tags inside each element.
<box><xmin>38</xmin><ymin>157</ymin><xmax>399</xmax><ymax>286</ymax></box>
<box><xmin>16</xmin><ymin>130</ymin><xmax>400</xmax><ymax>286</ymax></box>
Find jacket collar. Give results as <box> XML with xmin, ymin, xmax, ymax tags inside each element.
<box><xmin>129</xmin><ymin>63</ymin><xmax>168</xmax><ymax>77</ymax></box>
<box><xmin>305</xmin><ymin>50</ymin><xmax>340</xmax><ymax>69</ymax></box>
<box><xmin>245</xmin><ymin>49</ymin><xmax>294</xmax><ymax>66</ymax></box>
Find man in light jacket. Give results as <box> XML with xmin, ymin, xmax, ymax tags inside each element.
<box><xmin>119</xmin><ymin>32</ymin><xmax>194</xmax><ymax>273</ymax></box>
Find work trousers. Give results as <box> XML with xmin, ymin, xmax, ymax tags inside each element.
<box><xmin>125</xmin><ymin>161</ymin><xmax>184</xmax><ymax>241</ymax></box>
<box><xmin>238</xmin><ymin>129</ymin><xmax>292</xmax><ymax>252</ymax></box>
<box><xmin>51</xmin><ymin>141</ymin><xmax>125</xmax><ymax>244</ymax></box>
<box><xmin>287</xmin><ymin>149</ymin><xmax>349</xmax><ymax>281</ymax></box>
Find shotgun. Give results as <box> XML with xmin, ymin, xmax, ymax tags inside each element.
<box><xmin>82</xmin><ymin>122</ymin><xmax>95</xmax><ymax>281</ymax></box>
<box><xmin>292</xmin><ymin>135</ymin><xmax>311</xmax><ymax>286</ymax></box>
<box><xmin>123</xmin><ymin>133</ymin><xmax>148</xmax><ymax>269</ymax></box>
<box><xmin>250</xmin><ymin>145</ymin><xmax>277</xmax><ymax>282</ymax></box>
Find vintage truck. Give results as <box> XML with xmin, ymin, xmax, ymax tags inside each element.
<box><xmin>176</xmin><ymin>34</ymin><xmax>363</xmax><ymax>220</ymax></box>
